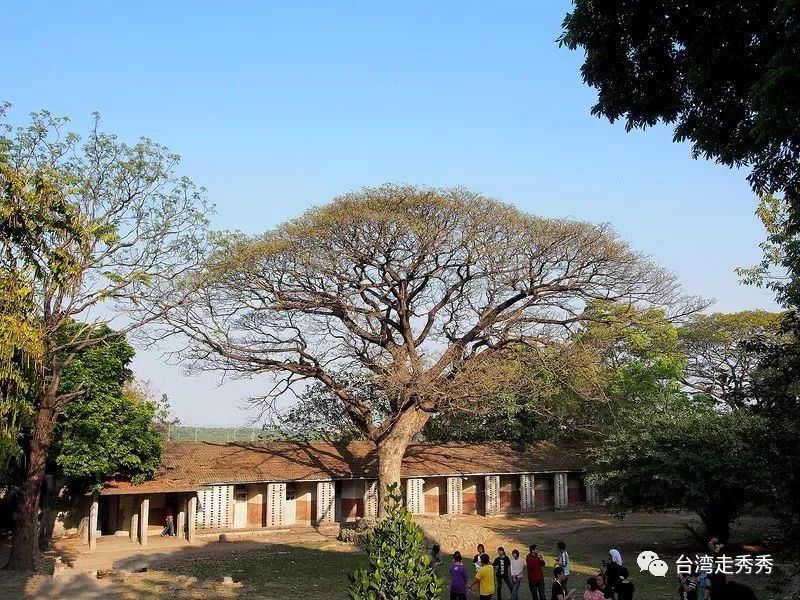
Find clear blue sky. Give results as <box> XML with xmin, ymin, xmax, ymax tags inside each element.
<box><xmin>2</xmin><ymin>1</ymin><xmax>779</xmax><ymax>426</ymax></box>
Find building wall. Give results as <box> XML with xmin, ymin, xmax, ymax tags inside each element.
<box><xmin>534</xmin><ymin>474</ymin><xmax>554</xmax><ymax>509</ymax></box>
<box><xmin>340</xmin><ymin>480</ymin><xmax>363</xmax><ymax>522</ymax></box>
<box><xmin>462</xmin><ymin>477</ymin><xmax>485</xmax><ymax>515</ymax></box>
<box><xmin>498</xmin><ymin>475</ymin><xmax>520</xmax><ymax>513</ymax></box>
<box><xmin>246</xmin><ymin>484</ymin><xmax>266</xmax><ymax>527</ymax></box>
<box><xmin>296</xmin><ymin>482</ymin><xmax>314</xmax><ymax>525</ymax></box>
<box><xmin>567</xmin><ymin>473</ymin><xmax>585</xmax><ymax>506</ymax></box>
<box><xmin>197</xmin><ymin>485</ymin><xmax>234</xmax><ymax>529</ymax></box>
<box><xmin>422</xmin><ymin>478</ymin><xmax>445</xmax><ymax>515</ymax></box>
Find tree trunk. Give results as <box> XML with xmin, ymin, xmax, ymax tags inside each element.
<box><xmin>6</xmin><ymin>395</ymin><xmax>59</xmax><ymax>570</ymax></box>
<box><xmin>375</xmin><ymin>407</ymin><xmax>431</xmax><ymax>517</ymax></box>
<box><xmin>699</xmin><ymin>500</ymin><xmax>734</xmax><ymax>544</ymax></box>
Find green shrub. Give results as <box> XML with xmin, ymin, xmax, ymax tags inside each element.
<box><xmin>348</xmin><ymin>483</ymin><xmax>443</xmax><ymax>600</ymax></box>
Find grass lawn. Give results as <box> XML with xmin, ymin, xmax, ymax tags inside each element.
<box><xmin>159</xmin><ymin>540</ymin><xmax>364</xmax><ymax>599</ymax></box>
<box><xmin>1</xmin><ymin>511</ymin><xmax>794</xmax><ymax>598</ymax></box>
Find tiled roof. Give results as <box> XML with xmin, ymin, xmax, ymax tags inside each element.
<box><xmin>100</xmin><ymin>440</ymin><xmax>587</xmax><ymax>495</ymax></box>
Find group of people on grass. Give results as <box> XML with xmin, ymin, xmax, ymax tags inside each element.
<box><xmin>444</xmin><ymin>541</ymin><xmax>634</xmax><ymax>600</ymax></box>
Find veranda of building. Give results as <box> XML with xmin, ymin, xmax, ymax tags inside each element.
<box><xmin>85</xmin><ymin>440</ymin><xmax>601</xmax><ymax>549</ymax></box>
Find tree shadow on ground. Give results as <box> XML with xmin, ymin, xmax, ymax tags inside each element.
<box><xmin>1</xmin><ymin>538</ymin><xmax>365</xmax><ymax>599</ymax></box>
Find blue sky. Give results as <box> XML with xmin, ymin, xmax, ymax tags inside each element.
<box><xmin>2</xmin><ymin>1</ymin><xmax>779</xmax><ymax>426</ymax></box>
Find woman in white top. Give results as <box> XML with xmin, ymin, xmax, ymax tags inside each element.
<box><xmin>510</xmin><ymin>549</ymin><xmax>525</xmax><ymax>600</ymax></box>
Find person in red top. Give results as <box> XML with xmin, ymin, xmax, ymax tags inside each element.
<box><xmin>526</xmin><ymin>544</ymin><xmax>547</xmax><ymax>600</ymax></box>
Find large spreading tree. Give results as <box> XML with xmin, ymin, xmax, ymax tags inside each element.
<box><xmin>0</xmin><ymin>109</ymin><xmax>209</xmax><ymax>570</ymax></box>
<box><xmin>678</xmin><ymin>310</ymin><xmax>783</xmax><ymax>409</ymax></box>
<box><xmin>158</xmin><ymin>184</ymin><xmax>696</xmax><ymax>511</ymax></box>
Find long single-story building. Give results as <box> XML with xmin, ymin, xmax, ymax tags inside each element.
<box><xmin>85</xmin><ymin>440</ymin><xmax>600</xmax><ymax>549</ymax></box>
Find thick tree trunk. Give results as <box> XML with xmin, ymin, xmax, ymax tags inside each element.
<box><xmin>6</xmin><ymin>395</ymin><xmax>59</xmax><ymax>570</ymax></box>
<box><xmin>699</xmin><ymin>500</ymin><xmax>734</xmax><ymax>544</ymax></box>
<box><xmin>375</xmin><ymin>407</ymin><xmax>431</xmax><ymax>517</ymax></box>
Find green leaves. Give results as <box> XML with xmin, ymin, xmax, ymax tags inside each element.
<box><xmin>52</xmin><ymin>325</ymin><xmax>162</xmax><ymax>491</ymax></box>
<box><xmin>590</xmin><ymin>397</ymin><xmax>770</xmax><ymax>540</ymax></box>
<box><xmin>349</xmin><ymin>484</ymin><xmax>443</xmax><ymax>600</ymax></box>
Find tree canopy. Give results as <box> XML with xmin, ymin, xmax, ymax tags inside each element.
<box><xmin>1</xmin><ymin>107</ymin><xmax>210</xmax><ymax>570</ymax></box>
<box><xmin>424</xmin><ymin>300</ymin><xmax>685</xmax><ymax>446</ymax></box>
<box><xmin>559</xmin><ymin>0</ymin><xmax>800</xmax><ymax>203</ymax></box>
<box><xmin>52</xmin><ymin>325</ymin><xmax>162</xmax><ymax>490</ymax></box>
<box><xmin>591</xmin><ymin>397</ymin><xmax>770</xmax><ymax>542</ymax></box>
<box><xmin>158</xmin><ymin>184</ymin><xmax>695</xmax><ymax>510</ymax></box>
<box><xmin>678</xmin><ymin>310</ymin><xmax>783</xmax><ymax>408</ymax></box>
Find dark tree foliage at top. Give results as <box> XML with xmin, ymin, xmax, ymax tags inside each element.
<box><xmin>560</xmin><ymin>0</ymin><xmax>799</xmax><ymax>199</ymax></box>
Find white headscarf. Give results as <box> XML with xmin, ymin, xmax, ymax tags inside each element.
<box><xmin>609</xmin><ymin>549</ymin><xmax>623</xmax><ymax>565</ymax></box>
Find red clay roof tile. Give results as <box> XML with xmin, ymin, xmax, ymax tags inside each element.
<box><xmin>100</xmin><ymin>440</ymin><xmax>586</xmax><ymax>495</ymax></box>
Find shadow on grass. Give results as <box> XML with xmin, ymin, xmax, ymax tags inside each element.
<box><xmin>0</xmin><ymin>538</ymin><xmax>365</xmax><ymax>599</ymax></box>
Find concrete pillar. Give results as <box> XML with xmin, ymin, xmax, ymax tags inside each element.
<box><xmin>176</xmin><ymin>496</ymin><xmax>186</xmax><ymax>539</ymax></box>
<box><xmin>406</xmin><ymin>478</ymin><xmax>424</xmax><ymax>515</ymax></box>
<box><xmin>187</xmin><ymin>495</ymin><xmax>197</xmax><ymax>542</ymax></box>
<box><xmin>316</xmin><ymin>481</ymin><xmax>335</xmax><ymax>524</ymax></box>
<box><xmin>585</xmin><ymin>483</ymin><xmax>601</xmax><ymax>506</ymax></box>
<box><xmin>88</xmin><ymin>495</ymin><xmax>99</xmax><ymax>550</ymax></box>
<box><xmin>520</xmin><ymin>474</ymin><xmax>535</xmax><ymax>512</ymax></box>
<box><xmin>484</xmin><ymin>475</ymin><xmax>500</xmax><ymax>515</ymax></box>
<box><xmin>363</xmin><ymin>480</ymin><xmax>378</xmax><ymax>519</ymax></box>
<box><xmin>139</xmin><ymin>497</ymin><xmax>149</xmax><ymax>546</ymax></box>
<box><xmin>267</xmin><ymin>482</ymin><xmax>286</xmax><ymax>526</ymax></box>
<box><xmin>554</xmin><ymin>473</ymin><xmax>568</xmax><ymax>509</ymax></box>
<box><xmin>130</xmin><ymin>512</ymin><xmax>139</xmax><ymax>543</ymax></box>
<box><xmin>446</xmin><ymin>477</ymin><xmax>463</xmax><ymax>514</ymax></box>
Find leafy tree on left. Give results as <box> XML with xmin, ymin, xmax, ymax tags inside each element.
<box><xmin>52</xmin><ymin>324</ymin><xmax>162</xmax><ymax>490</ymax></box>
<box><xmin>0</xmin><ymin>106</ymin><xmax>210</xmax><ymax>570</ymax></box>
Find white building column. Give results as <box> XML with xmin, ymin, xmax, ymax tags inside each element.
<box><xmin>363</xmin><ymin>480</ymin><xmax>378</xmax><ymax>519</ymax></box>
<box><xmin>130</xmin><ymin>510</ymin><xmax>139</xmax><ymax>543</ymax></box>
<box><xmin>406</xmin><ymin>478</ymin><xmax>424</xmax><ymax>515</ymax></box>
<box><xmin>520</xmin><ymin>474</ymin><xmax>535</xmax><ymax>512</ymax></box>
<box><xmin>585</xmin><ymin>483</ymin><xmax>601</xmax><ymax>505</ymax></box>
<box><xmin>316</xmin><ymin>481</ymin><xmax>335</xmax><ymax>524</ymax></box>
<box><xmin>446</xmin><ymin>477</ymin><xmax>463</xmax><ymax>515</ymax></box>
<box><xmin>187</xmin><ymin>495</ymin><xmax>197</xmax><ymax>542</ymax></box>
<box><xmin>267</xmin><ymin>482</ymin><xmax>286</xmax><ymax>526</ymax></box>
<box><xmin>88</xmin><ymin>494</ymin><xmax>99</xmax><ymax>550</ymax></box>
<box><xmin>139</xmin><ymin>497</ymin><xmax>149</xmax><ymax>546</ymax></box>
<box><xmin>484</xmin><ymin>475</ymin><xmax>500</xmax><ymax>515</ymax></box>
<box><xmin>176</xmin><ymin>497</ymin><xmax>186</xmax><ymax>539</ymax></box>
<box><xmin>554</xmin><ymin>473</ymin><xmax>568</xmax><ymax>509</ymax></box>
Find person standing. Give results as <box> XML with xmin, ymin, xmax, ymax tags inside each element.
<box><xmin>160</xmin><ymin>513</ymin><xmax>174</xmax><ymax>537</ymax></box>
<box><xmin>510</xmin><ymin>549</ymin><xmax>525</xmax><ymax>600</ymax></box>
<box><xmin>474</xmin><ymin>544</ymin><xmax>486</xmax><ymax>573</ymax></box>
<box><xmin>595</xmin><ymin>574</ymin><xmax>614</xmax><ymax>599</ymax></box>
<box><xmin>449</xmin><ymin>551</ymin><xmax>469</xmax><ymax>600</ymax></box>
<box><xmin>613</xmin><ymin>567</ymin><xmax>635</xmax><ymax>600</ymax></box>
<box><xmin>583</xmin><ymin>577</ymin><xmax>604</xmax><ymax>600</ymax></box>
<box><xmin>526</xmin><ymin>544</ymin><xmax>547</xmax><ymax>600</ymax></box>
<box><xmin>603</xmin><ymin>549</ymin><xmax>622</xmax><ymax>589</ymax></box>
<box><xmin>696</xmin><ymin>569</ymin><xmax>711</xmax><ymax>600</ymax></box>
<box><xmin>556</xmin><ymin>541</ymin><xmax>571</xmax><ymax>588</ymax></box>
<box><xmin>431</xmin><ymin>543</ymin><xmax>443</xmax><ymax>566</ymax></box>
<box><xmin>494</xmin><ymin>546</ymin><xmax>513</xmax><ymax>599</ymax></box>
<box><xmin>552</xmin><ymin>566</ymin><xmax>575</xmax><ymax>600</ymax></box>
<box><xmin>470</xmin><ymin>553</ymin><xmax>496</xmax><ymax>600</ymax></box>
